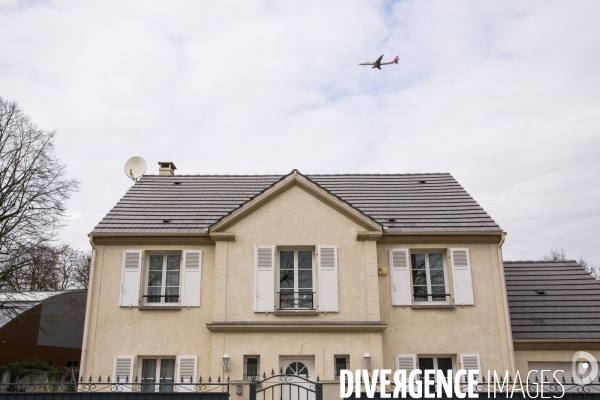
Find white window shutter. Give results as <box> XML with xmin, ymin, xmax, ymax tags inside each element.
<box><xmin>120</xmin><ymin>251</ymin><xmax>142</xmax><ymax>307</ymax></box>
<box><xmin>113</xmin><ymin>356</ymin><xmax>134</xmax><ymax>391</ymax></box>
<box><xmin>451</xmin><ymin>248</ymin><xmax>475</xmax><ymax>305</ymax></box>
<box><xmin>176</xmin><ymin>355</ymin><xmax>198</xmax><ymax>384</ymax></box>
<box><xmin>460</xmin><ymin>354</ymin><xmax>481</xmax><ymax>382</ymax></box>
<box><xmin>395</xmin><ymin>354</ymin><xmax>417</xmax><ymax>371</ymax></box>
<box><xmin>318</xmin><ymin>245</ymin><xmax>339</xmax><ymax>312</ymax></box>
<box><xmin>255</xmin><ymin>246</ymin><xmax>274</xmax><ymax>312</ymax></box>
<box><xmin>181</xmin><ymin>251</ymin><xmax>202</xmax><ymax>307</ymax></box>
<box><xmin>389</xmin><ymin>249</ymin><xmax>412</xmax><ymax>306</ymax></box>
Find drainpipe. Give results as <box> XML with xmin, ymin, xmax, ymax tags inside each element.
<box><xmin>497</xmin><ymin>233</ymin><xmax>516</xmax><ymax>377</ymax></box>
<box><xmin>79</xmin><ymin>235</ymin><xmax>97</xmax><ymax>382</ymax></box>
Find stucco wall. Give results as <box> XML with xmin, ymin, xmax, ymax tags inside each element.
<box><xmin>225</xmin><ymin>185</ymin><xmax>368</xmax><ymax>322</ymax></box>
<box><xmin>377</xmin><ymin>242</ymin><xmax>512</xmax><ymax>374</ymax></box>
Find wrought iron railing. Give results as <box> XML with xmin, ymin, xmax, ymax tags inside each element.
<box><xmin>142</xmin><ymin>294</ymin><xmax>180</xmax><ymax>303</ymax></box>
<box><xmin>351</xmin><ymin>374</ymin><xmax>600</xmax><ymax>396</ymax></box>
<box><xmin>0</xmin><ymin>375</ymin><xmax>229</xmax><ymax>393</ymax></box>
<box><xmin>277</xmin><ymin>291</ymin><xmax>315</xmax><ymax>310</ymax></box>
<box><xmin>413</xmin><ymin>293</ymin><xmax>451</xmax><ymax>302</ymax></box>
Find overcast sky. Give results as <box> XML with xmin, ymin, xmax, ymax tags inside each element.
<box><xmin>1</xmin><ymin>1</ymin><xmax>599</xmax><ymax>264</ymax></box>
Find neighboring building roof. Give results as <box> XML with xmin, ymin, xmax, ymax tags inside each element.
<box><xmin>0</xmin><ymin>291</ymin><xmax>67</xmax><ymax>329</ymax></box>
<box><xmin>92</xmin><ymin>171</ymin><xmax>502</xmax><ymax>234</ymax></box>
<box><xmin>504</xmin><ymin>260</ymin><xmax>600</xmax><ymax>340</ymax></box>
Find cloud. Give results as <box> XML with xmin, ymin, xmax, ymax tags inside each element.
<box><xmin>0</xmin><ymin>0</ymin><xmax>599</xmax><ymax>263</ymax></box>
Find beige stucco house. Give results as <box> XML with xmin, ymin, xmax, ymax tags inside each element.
<box><xmin>80</xmin><ymin>164</ymin><xmax>600</xmax><ymax>398</ymax></box>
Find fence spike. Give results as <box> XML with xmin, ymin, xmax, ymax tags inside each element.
<box><xmin>227</xmin><ymin>376</ymin><xmax>230</xmax><ymax>383</ymax></box>
<box><xmin>208</xmin><ymin>375</ymin><xmax>212</xmax><ymax>383</ymax></box>
<box><xmin>217</xmin><ymin>376</ymin><xmax>221</xmax><ymax>384</ymax></box>
<box><xmin>189</xmin><ymin>375</ymin><xmax>193</xmax><ymax>384</ymax></box>
<box><xmin>262</xmin><ymin>372</ymin><xmax>266</xmax><ymax>379</ymax></box>
<box><xmin>317</xmin><ymin>376</ymin><xmax>320</xmax><ymax>383</ymax></box>
<box><xmin>107</xmin><ymin>375</ymin><xmax>110</xmax><ymax>384</ymax></box>
<box><xmin>126</xmin><ymin>375</ymin><xmax>130</xmax><ymax>384</ymax></box>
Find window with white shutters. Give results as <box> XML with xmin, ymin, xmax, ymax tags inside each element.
<box><xmin>255</xmin><ymin>246</ymin><xmax>275</xmax><ymax>312</ymax></box>
<box><xmin>120</xmin><ymin>251</ymin><xmax>142</xmax><ymax>307</ymax></box>
<box><xmin>113</xmin><ymin>356</ymin><xmax>134</xmax><ymax>391</ymax></box>
<box><xmin>390</xmin><ymin>249</ymin><xmax>412</xmax><ymax>306</ymax></box>
<box><xmin>181</xmin><ymin>251</ymin><xmax>202</xmax><ymax>307</ymax></box>
<box><xmin>318</xmin><ymin>245</ymin><xmax>338</xmax><ymax>312</ymax></box>
<box><xmin>278</xmin><ymin>249</ymin><xmax>316</xmax><ymax>311</ymax></box>
<box><xmin>411</xmin><ymin>252</ymin><xmax>449</xmax><ymax>304</ymax></box>
<box><xmin>144</xmin><ymin>253</ymin><xmax>181</xmax><ymax>305</ymax></box>
<box><xmin>451</xmin><ymin>249</ymin><xmax>475</xmax><ymax>305</ymax></box>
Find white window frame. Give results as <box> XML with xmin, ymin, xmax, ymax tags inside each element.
<box><xmin>138</xmin><ymin>357</ymin><xmax>177</xmax><ymax>392</ymax></box>
<box><xmin>334</xmin><ymin>355</ymin><xmax>350</xmax><ymax>380</ymax></box>
<box><xmin>410</xmin><ymin>251</ymin><xmax>450</xmax><ymax>304</ymax></box>
<box><xmin>417</xmin><ymin>355</ymin><xmax>456</xmax><ymax>376</ymax></box>
<box><xmin>276</xmin><ymin>247</ymin><xmax>316</xmax><ymax>310</ymax></box>
<box><xmin>243</xmin><ymin>355</ymin><xmax>260</xmax><ymax>381</ymax></box>
<box><xmin>144</xmin><ymin>252</ymin><xmax>182</xmax><ymax>305</ymax></box>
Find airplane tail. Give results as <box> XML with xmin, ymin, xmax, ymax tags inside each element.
<box><xmin>393</xmin><ymin>56</ymin><xmax>399</xmax><ymax>64</ymax></box>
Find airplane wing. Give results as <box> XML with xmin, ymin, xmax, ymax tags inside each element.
<box><xmin>374</xmin><ymin>54</ymin><xmax>384</xmax><ymax>69</ymax></box>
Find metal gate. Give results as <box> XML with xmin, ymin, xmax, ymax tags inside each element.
<box><xmin>249</xmin><ymin>370</ymin><xmax>322</xmax><ymax>400</ymax></box>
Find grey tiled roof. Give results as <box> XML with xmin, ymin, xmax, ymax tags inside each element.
<box><xmin>92</xmin><ymin>172</ymin><xmax>502</xmax><ymax>234</ymax></box>
<box><xmin>504</xmin><ymin>260</ymin><xmax>600</xmax><ymax>340</ymax></box>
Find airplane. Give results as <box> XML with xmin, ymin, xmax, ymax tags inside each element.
<box><xmin>359</xmin><ymin>54</ymin><xmax>399</xmax><ymax>70</ymax></box>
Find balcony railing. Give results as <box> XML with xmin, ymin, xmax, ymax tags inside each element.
<box><xmin>277</xmin><ymin>291</ymin><xmax>315</xmax><ymax>310</ymax></box>
<box><xmin>143</xmin><ymin>294</ymin><xmax>180</xmax><ymax>303</ymax></box>
<box><xmin>413</xmin><ymin>293</ymin><xmax>451</xmax><ymax>302</ymax></box>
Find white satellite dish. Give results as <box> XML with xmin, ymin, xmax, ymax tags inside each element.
<box><xmin>124</xmin><ymin>156</ymin><xmax>147</xmax><ymax>181</ymax></box>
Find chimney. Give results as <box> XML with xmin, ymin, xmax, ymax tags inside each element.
<box><xmin>158</xmin><ymin>162</ymin><xmax>177</xmax><ymax>176</ymax></box>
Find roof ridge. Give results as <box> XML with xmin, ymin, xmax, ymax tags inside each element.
<box><xmin>505</xmin><ymin>260</ymin><xmax>580</xmax><ymax>264</ymax></box>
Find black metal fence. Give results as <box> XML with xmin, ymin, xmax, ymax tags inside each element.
<box><xmin>0</xmin><ymin>375</ymin><xmax>229</xmax><ymax>400</ymax></box>
<box><xmin>250</xmin><ymin>369</ymin><xmax>322</xmax><ymax>400</ymax></box>
<box><xmin>352</xmin><ymin>374</ymin><xmax>600</xmax><ymax>399</ymax></box>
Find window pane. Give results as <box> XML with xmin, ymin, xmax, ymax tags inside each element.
<box><xmin>246</xmin><ymin>358</ymin><xmax>258</xmax><ymax>379</ymax></box>
<box><xmin>159</xmin><ymin>359</ymin><xmax>175</xmax><ymax>392</ymax></box>
<box><xmin>298</xmin><ymin>251</ymin><xmax>312</xmax><ymax>269</ymax></box>
<box><xmin>165</xmin><ymin>287</ymin><xmax>179</xmax><ymax>303</ymax></box>
<box><xmin>431</xmin><ymin>286</ymin><xmax>446</xmax><ymax>302</ymax></box>
<box><xmin>147</xmin><ymin>287</ymin><xmax>161</xmax><ymax>303</ymax></box>
<box><xmin>148</xmin><ymin>271</ymin><xmax>162</xmax><ymax>287</ymax></box>
<box><xmin>141</xmin><ymin>359</ymin><xmax>157</xmax><ymax>392</ymax></box>
<box><xmin>411</xmin><ymin>254</ymin><xmax>425</xmax><ymax>269</ymax></box>
<box><xmin>413</xmin><ymin>286</ymin><xmax>428</xmax><ymax>302</ymax></box>
<box><xmin>335</xmin><ymin>358</ymin><xmax>347</xmax><ymax>378</ymax></box>
<box><xmin>280</xmin><ymin>270</ymin><xmax>294</xmax><ymax>289</ymax></box>
<box><xmin>280</xmin><ymin>292</ymin><xmax>294</xmax><ymax>309</ymax></box>
<box><xmin>437</xmin><ymin>358</ymin><xmax>453</xmax><ymax>377</ymax></box>
<box><xmin>298</xmin><ymin>270</ymin><xmax>312</xmax><ymax>288</ymax></box>
<box><xmin>430</xmin><ymin>269</ymin><xmax>445</xmax><ymax>285</ymax></box>
<box><xmin>419</xmin><ymin>358</ymin><xmax>434</xmax><ymax>371</ymax></box>
<box><xmin>166</xmin><ymin>271</ymin><xmax>180</xmax><ymax>286</ymax></box>
<box><xmin>166</xmin><ymin>255</ymin><xmax>181</xmax><ymax>271</ymax></box>
<box><xmin>149</xmin><ymin>255</ymin><xmax>163</xmax><ymax>270</ymax></box>
<box><xmin>280</xmin><ymin>251</ymin><xmax>294</xmax><ymax>270</ymax></box>
<box><xmin>429</xmin><ymin>254</ymin><xmax>443</xmax><ymax>269</ymax></box>
<box><xmin>412</xmin><ymin>269</ymin><xmax>427</xmax><ymax>285</ymax></box>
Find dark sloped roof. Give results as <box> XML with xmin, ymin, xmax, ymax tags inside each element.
<box><xmin>92</xmin><ymin>172</ymin><xmax>502</xmax><ymax>234</ymax></box>
<box><xmin>504</xmin><ymin>260</ymin><xmax>600</xmax><ymax>340</ymax></box>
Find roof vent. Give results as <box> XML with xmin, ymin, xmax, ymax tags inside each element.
<box><xmin>163</xmin><ymin>219</ymin><xmax>171</xmax><ymax>223</ymax></box>
<box><xmin>388</xmin><ymin>219</ymin><xmax>396</xmax><ymax>222</ymax></box>
<box><xmin>158</xmin><ymin>162</ymin><xmax>177</xmax><ymax>176</ymax></box>
<box><xmin>174</xmin><ymin>182</ymin><xmax>181</xmax><ymax>185</ymax></box>
<box><xmin>419</xmin><ymin>180</ymin><xmax>426</xmax><ymax>184</ymax></box>
<box><xmin>535</xmin><ymin>290</ymin><xmax>545</xmax><ymax>295</ymax></box>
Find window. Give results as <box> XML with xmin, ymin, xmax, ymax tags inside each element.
<box><xmin>140</xmin><ymin>358</ymin><xmax>175</xmax><ymax>392</ymax></box>
<box><xmin>418</xmin><ymin>356</ymin><xmax>454</xmax><ymax>377</ymax></box>
<box><xmin>145</xmin><ymin>254</ymin><xmax>181</xmax><ymax>304</ymax></box>
<box><xmin>244</xmin><ymin>356</ymin><xmax>260</xmax><ymax>380</ymax></box>
<box><xmin>278</xmin><ymin>250</ymin><xmax>314</xmax><ymax>310</ymax></box>
<box><xmin>411</xmin><ymin>253</ymin><xmax>448</xmax><ymax>303</ymax></box>
<box><xmin>334</xmin><ymin>356</ymin><xmax>349</xmax><ymax>380</ymax></box>
<box><xmin>67</xmin><ymin>360</ymin><xmax>79</xmax><ymax>368</ymax></box>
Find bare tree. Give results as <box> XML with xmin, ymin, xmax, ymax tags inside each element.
<box><xmin>0</xmin><ymin>97</ymin><xmax>79</xmax><ymax>294</ymax></box>
<box><xmin>543</xmin><ymin>248</ymin><xmax>568</xmax><ymax>261</ymax></box>
<box><xmin>579</xmin><ymin>257</ymin><xmax>600</xmax><ymax>280</ymax></box>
